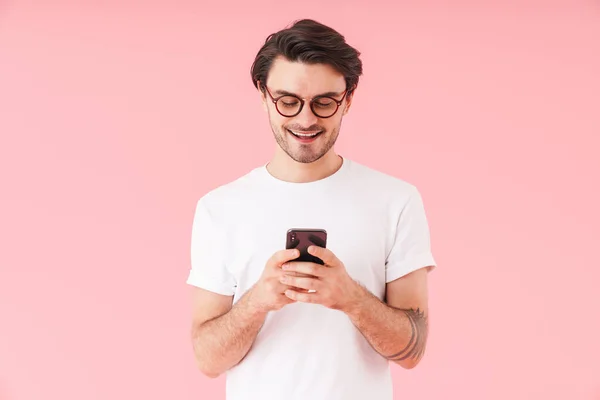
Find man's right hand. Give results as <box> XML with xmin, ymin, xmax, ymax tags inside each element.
<box><xmin>247</xmin><ymin>248</ymin><xmax>307</xmax><ymax>313</ymax></box>
<box><xmin>191</xmin><ymin>248</ymin><xmax>307</xmax><ymax>378</ymax></box>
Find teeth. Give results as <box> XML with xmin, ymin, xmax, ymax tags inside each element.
<box><xmin>291</xmin><ymin>130</ymin><xmax>320</xmax><ymax>137</ymax></box>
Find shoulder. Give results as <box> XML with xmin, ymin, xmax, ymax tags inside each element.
<box><xmin>345</xmin><ymin>158</ymin><xmax>420</xmax><ymax>200</ymax></box>
<box><xmin>194</xmin><ymin>165</ymin><xmax>263</xmax><ymax>215</ymax></box>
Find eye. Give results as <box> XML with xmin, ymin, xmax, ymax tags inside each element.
<box><xmin>278</xmin><ymin>96</ymin><xmax>300</xmax><ymax>108</ymax></box>
<box><xmin>313</xmin><ymin>98</ymin><xmax>335</xmax><ymax>108</ymax></box>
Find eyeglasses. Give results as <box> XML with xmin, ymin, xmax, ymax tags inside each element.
<box><xmin>261</xmin><ymin>83</ymin><xmax>350</xmax><ymax>119</ymax></box>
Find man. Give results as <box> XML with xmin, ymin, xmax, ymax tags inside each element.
<box><xmin>187</xmin><ymin>18</ymin><xmax>437</xmax><ymax>400</ymax></box>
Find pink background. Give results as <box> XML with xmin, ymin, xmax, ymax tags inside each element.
<box><xmin>1</xmin><ymin>1</ymin><xmax>599</xmax><ymax>399</ymax></box>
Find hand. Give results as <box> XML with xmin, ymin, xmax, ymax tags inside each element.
<box><xmin>246</xmin><ymin>248</ymin><xmax>313</xmax><ymax>314</ymax></box>
<box><xmin>279</xmin><ymin>246</ymin><xmax>364</xmax><ymax>313</ymax></box>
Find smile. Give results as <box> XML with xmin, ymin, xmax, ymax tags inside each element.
<box><xmin>287</xmin><ymin>129</ymin><xmax>323</xmax><ymax>139</ymax></box>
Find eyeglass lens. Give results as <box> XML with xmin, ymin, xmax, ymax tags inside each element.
<box><xmin>275</xmin><ymin>95</ymin><xmax>339</xmax><ymax>118</ymax></box>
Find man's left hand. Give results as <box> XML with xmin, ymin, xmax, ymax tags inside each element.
<box><xmin>280</xmin><ymin>245</ymin><xmax>363</xmax><ymax>313</ymax></box>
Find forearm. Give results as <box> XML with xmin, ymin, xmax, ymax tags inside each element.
<box><xmin>192</xmin><ymin>289</ymin><xmax>268</xmax><ymax>378</ymax></box>
<box><xmin>345</xmin><ymin>284</ymin><xmax>429</xmax><ymax>369</ymax></box>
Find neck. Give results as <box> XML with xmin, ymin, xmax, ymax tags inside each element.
<box><xmin>266</xmin><ymin>149</ymin><xmax>343</xmax><ymax>183</ymax></box>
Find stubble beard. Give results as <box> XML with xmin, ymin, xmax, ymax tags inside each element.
<box><xmin>270</xmin><ymin>120</ymin><xmax>341</xmax><ymax>164</ymax></box>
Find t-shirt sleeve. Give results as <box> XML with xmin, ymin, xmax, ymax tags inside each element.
<box><xmin>186</xmin><ymin>197</ymin><xmax>237</xmax><ymax>296</ymax></box>
<box><xmin>385</xmin><ymin>186</ymin><xmax>437</xmax><ymax>283</ymax></box>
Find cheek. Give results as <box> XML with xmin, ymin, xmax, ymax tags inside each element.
<box><xmin>279</xmin><ymin>122</ymin><xmax>290</xmax><ymax>133</ymax></box>
<box><xmin>268</xmin><ymin>113</ymin><xmax>287</xmax><ymax>131</ymax></box>
<box><xmin>323</xmin><ymin>119</ymin><xmax>341</xmax><ymax>133</ymax></box>
<box><xmin>279</xmin><ymin>119</ymin><xmax>295</xmax><ymax>132</ymax></box>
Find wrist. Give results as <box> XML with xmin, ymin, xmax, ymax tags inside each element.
<box><xmin>240</xmin><ymin>284</ymin><xmax>270</xmax><ymax>317</ymax></box>
<box><xmin>341</xmin><ymin>279</ymin><xmax>368</xmax><ymax>317</ymax></box>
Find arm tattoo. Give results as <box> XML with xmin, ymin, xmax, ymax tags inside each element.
<box><xmin>385</xmin><ymin>307</ymin><xmax>428</xmax><ymax>361</ymax></box>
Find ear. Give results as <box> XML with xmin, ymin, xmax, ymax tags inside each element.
<box><xmin>342</xmin><ymin>88</ymin><xmax>355</xmax><ymax>115</ymax></box>
<box><xmin>257</xmin><ymin>80</ymin><xmax>268</xmax><ymax>112</ymax></box>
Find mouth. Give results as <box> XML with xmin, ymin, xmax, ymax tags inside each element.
<box><xmin>286</xmin><ymin>129</ymin><xmax>323</xmax><ymax>143</ymax></box>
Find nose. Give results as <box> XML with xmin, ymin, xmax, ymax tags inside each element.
<box><xmin>293</xmin><ymin>102</ymin><xmax>319</xmax><ymax>127</ymax></box>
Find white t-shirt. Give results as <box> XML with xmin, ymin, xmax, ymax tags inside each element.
<box><xmin>187</xmin><ymin>157</ymin><xmax>436</xmax><ymax>400</ymax></box>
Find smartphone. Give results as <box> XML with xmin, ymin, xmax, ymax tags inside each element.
<box><xmin>285</xmin><ymin>228</ymin><xmax>328</xmax><ymax>265</ymax></box>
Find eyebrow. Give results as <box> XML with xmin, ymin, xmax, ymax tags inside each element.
<box><xmin>273</xmin><ymin>89</ymin><xmax>344</xmax><ymax>98</ymax></box>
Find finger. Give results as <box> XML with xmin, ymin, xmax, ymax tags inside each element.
<box><xmin>307</xmin><ymin>246</ymin><xmax>340</xmax><ymax>267</ymax></box>
<box><xmin>291</xmin><ymin>288</ymin><xmax>311</xmax><ymax>293</ymax></box>
<box><xmin>279</xmin><ymin>284</ymin><xmax>310</xmax><ymax>294</ymax></box>
<box><xmin>280</xmin><ymin>275</ymin><xmax>320</xmax><ymax>291</ymax></box>
<box><xmin>282</xmin><ymin>270</ymin><xmax>315</xmax><ymax>278</ymax></box>
<box><xmin>281</xmin><ymin>261</ymin><xmax>326</xmax><ymax>277</ymax></box>
<box><xmin>284</xmin><ymin>289</ymin><xmax>318</xmax><ymax>303</ymax></box>
<box><xmin>275</xmin><ymin>280</ymin><xmax>311</xmax><ymax>294</ymax></box>
<box><xmin>269</xmin><ymin>249</ymin><xmax>300</xmax><ymax>267</ymax></box>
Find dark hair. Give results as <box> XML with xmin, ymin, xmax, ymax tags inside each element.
<box><xmin>250</xmin><ymin>19</ymin><xmax>363</xmax><ymax>94</ymax></box>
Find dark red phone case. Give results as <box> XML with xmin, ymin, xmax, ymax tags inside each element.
<box><xmin>285</xmin><ymin>228</ymin><xmax>327</xmax><ymax>265</ymax></box>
